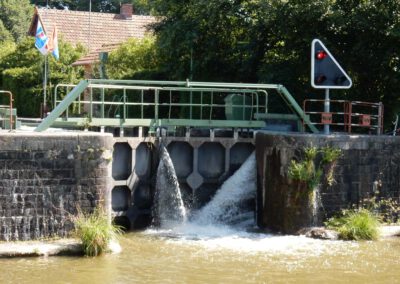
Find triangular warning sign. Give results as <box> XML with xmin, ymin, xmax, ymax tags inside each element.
<box><xmin>311</xmin><ymin>39</ymin><xmax>352</xmax><ymax>89</ymax></box>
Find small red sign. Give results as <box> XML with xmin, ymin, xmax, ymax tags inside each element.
<box><xmin>359</xmin><ymin>114</ymin><xmax>371</xmax><ymax>126</ymax></box>
<box><xmin>321</xmin><ymin>112</ymin><xmax>332</xmax><ymax>124</ymax></box>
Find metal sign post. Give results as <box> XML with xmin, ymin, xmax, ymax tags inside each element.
<box><xmin>311</xmin><ymin>39</ymin><xmax>352</xmax><ymax>135</ymax></box>
<box><xmin>324</xmin><ymin>89</ymin><xmax>330</xmax><ymax>134</ymax></box>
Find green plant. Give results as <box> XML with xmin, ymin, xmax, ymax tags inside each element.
<box><xmin>325</xmin><ymin>209</ymin><xmax>380</xmax><ymax>240</ymax></box>
<box><xmin>288</xmin><ymin>146</ymin><xmax>340</xmax><ymax>192</ymax></box>
<box><xmin>362</xmin><ymin>196</ymin><xmax>400</xmax><ymax>224</ymax></box>
<box><xmin>73</xmin><ymin>208</ymin><xmax>122</xmax><ymax>256</ymax></box>
<box><xmin>321</xmin><ymin>147</ymin><xmax>342</xmax><ymax>164</ymax></box>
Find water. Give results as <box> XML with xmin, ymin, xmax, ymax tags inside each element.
<box><xmin>1</xmin><ymin>150</ymin><xmax>400</xmax><ymax>282</ymax></box>
<box><xmin>192</xmin><ymin>153</ymin><xmax>256</xmax><ymax>227</ymax></box>
<box><xmin>0</xmin><ymin>233</ymin><xmax>399</xmax><ymax>283</ymax></box>
<box><xmin>153</xmin><ymin>145</ymin><xmax>187</xmax><ymax>228</ymax></box>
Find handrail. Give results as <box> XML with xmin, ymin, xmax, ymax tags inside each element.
<box><xmin>303</xmin><ymin>99</ymin><xmax>384</xmax><ymax>134</ymax></box>
<box><xmin>0</xmin><ymin>90</ymin><xmax>14</xmax><ymax>130</ymax></box>
<box><xmin>36</xmin><ymin>80</ymin><xmax>89</xmax><ymax>132</ymax></box>
<box><xmin>36</xmin><ymin>79</ymin><xmax>317</xmax><ymax>133</ymax></box>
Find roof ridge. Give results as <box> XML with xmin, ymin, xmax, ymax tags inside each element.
<box><xmin>37</xmin><ymin>7</ymin><xmax>156</xmax><ymax>19</ymax></box>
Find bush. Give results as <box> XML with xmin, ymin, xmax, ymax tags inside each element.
<box><xmin>325</xmin><ymin>209</ymin><xmax>380</xmax><ymax>241</ymax></box>
<box><xmin>73</xmin><ymin>209</ymin><xmax>122</xmax><ymax>256</ymax></box>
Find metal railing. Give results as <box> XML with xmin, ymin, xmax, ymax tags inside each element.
<box><xmin>303</xmin><ymin>99</ymin><xmax>384</xmax><ymax>134</ymax></box>
<box><xmin>35</xmin><ymin>79</ymin><xmax>319</xmax><ymax>133</ymax></box>
<box><xmin>0</xmin><ymin>90</ymin><xmax>14</xmax><ymax>130</ymax></box>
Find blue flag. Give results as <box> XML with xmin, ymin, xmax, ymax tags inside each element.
<box><xmin>35</xmin><ymin>19</ymin><xmax>49</xmax><ymax>55</ymax></box>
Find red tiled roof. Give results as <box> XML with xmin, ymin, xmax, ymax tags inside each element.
<box><xmin>36</xmin><ymin>8</ymin><xmax>158</xmax><ymax>52</ymax></box>
<box><xmin>71</xmin><ymin>43</ymin><xmax>119</xmax><ymax>66</ymax></box>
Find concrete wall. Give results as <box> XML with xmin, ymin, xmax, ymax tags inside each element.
<box><xmin>256</xmin><ymin>132</ymin><xmax>400</xmax><ymax>233</ymax></box>
<box><xmin>0</xmin><ymin>132</ymin><xmax>113</xmax><ymax>241</ymax></box>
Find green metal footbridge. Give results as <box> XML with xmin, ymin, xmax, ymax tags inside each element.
<box><xmin>34</xmin><ymin>79</ymin><xmax>318</xmax><ymax>134</ymax></box>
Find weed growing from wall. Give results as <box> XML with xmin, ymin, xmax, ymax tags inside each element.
<box><xmin>288</xmin><ymin>146</ymin><xmax>341</xmax><ymax>193</ymax></box>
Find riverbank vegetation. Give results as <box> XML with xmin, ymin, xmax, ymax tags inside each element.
<box><xmin>73</xmin><ymin>209</ymin><xmax>122</xmax><ymax>257</ymax></box>
<box><xmin>325</xmin><ymin>209</ymin><xmax>380</xmax><ymax>241</ymax></box>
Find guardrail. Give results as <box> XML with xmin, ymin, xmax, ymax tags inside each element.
<box><xmin>0</xmin><ymin>90</ymin><xmax>14</xmax><ymax>130</ymax></box>
<box><xmin>35</xmin><ymin>79</ymin><xmax>318</xmax><ymax>133</ymax></box>
<box><xmin>303</xmin><ymin>99</ymin><xmax>383</xmax><ymax>134</ymax></box>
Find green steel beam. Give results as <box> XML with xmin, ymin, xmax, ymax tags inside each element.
<box><xmin>277</xmin><ymin>85</ymin><xmax>319</xmax><ymax>133</ymax></box>
<box><xmin>89</xmin><ymin>79</ymin><xmax>281</xmax><ymax>90</ymax></box>
<box><xmin>35</xmin><ymin>80</ymin><xmax>89</xmax><ymax>132</ymax></box>
<box><xmin>53</xmin><ymin>117</ymin><xmax>266</xmax><ymax>128</ymax></box>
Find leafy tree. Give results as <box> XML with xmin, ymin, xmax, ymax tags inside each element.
<box><xmin>0</xmin><ymin>0</ymin><xmax>33</xmax><ymax>42</ymax></box>
<box><xmin>151</xmin><ymin>0</ymin><xmax>400</xmax><ymax>128</ymax></box>
<box><xmin>151</xmin><ymin>0</ymin><xmax>265</xmax><ymax>82</ymax></box>
<box><xmin>0</xmin><ymin>37</ymin><xmax>85</xmax><ymax>117</ymax></box>
<box><xmin>106</xmin><ymin>36</ymin><xmax>159</xmax><ymax>79</ymax></box>
<box><xmin>0</xmin><ymin>20</ymin><xmax>12</xmax><ymax>42</ymax></box>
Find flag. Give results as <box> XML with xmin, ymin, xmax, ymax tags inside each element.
<box><xmin>51</xmin><ymin>26</ymin><xmax>59</xmax><ymax>60</ymax></box>
<box><xmin>35</xmin><ymin>18</ymin><xmax>50</xmax><ymax>56</ymax></box>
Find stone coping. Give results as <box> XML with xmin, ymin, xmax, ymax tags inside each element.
<box><xmin>0</xmin><ymin>239</ymin><xmax>121</xmax><ymax>258</ymax></box>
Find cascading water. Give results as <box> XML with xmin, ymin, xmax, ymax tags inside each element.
<box><xmin>153</xmin><ymin>147</ymin><xmax>256</xmax><ymax>230</ymax></box>
<box><xmin>148</xmin><ymin>149</ymin><xmax>345</xmax><ymax>257</ymax></box>
<box><xmin>192</xmin><ymin>152</ymin><xmax>256</xmax><ymax>228</ymax></box>
<box><xmin>153</xmin><ymin>145</ymin><xmax>187</xmax><ymax>229</ymax></box>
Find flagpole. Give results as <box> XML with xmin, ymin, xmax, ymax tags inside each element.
<box><xmin>43</xmin><ymin>0</ymin><xmax>49</xmax><ymax>118</ymax></box>
<box><xmin>43</xmin><ymin>55</ymin><xmax>47</xmax><ymax>116</ymax></box>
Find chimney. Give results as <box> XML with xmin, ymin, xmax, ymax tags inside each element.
<box><xmin>120</xmin><ymin>3</ymin><xmax>133</xmax><ymax>19</ymax></box>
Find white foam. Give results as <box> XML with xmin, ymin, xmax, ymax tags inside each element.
<box><xmin>145</xmin><ymin>223</ymin><xmax>356</xmax><ymax>257</ymax></box>
<box><xmin>192</xmin><ymin>152</ymin><xmax>256</xmax><ymax>226</ymax></box>
<box><xmin>154</xmin><ymin>146</ymin><xmax>187</xmax><ymax>228</ymax></box>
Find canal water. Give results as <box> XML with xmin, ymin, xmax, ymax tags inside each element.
<box><xmin>1</xmin><ymin>150</ymin><xmax>399</xmax><ymax>283</ymax></box>
<box><xmin>0</xmin><ymin>230</ymin><xmax>399</xmax><ymax>283</ymax></box>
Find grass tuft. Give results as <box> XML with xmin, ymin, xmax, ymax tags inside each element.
<box><xmin>73</xmin><ymin>208</ymin><xmax>122</xmax><ymax>256</ymax></box>
<box><xmin>325</xmin><ymin>209</ymin><xmax>380</xmax><ymax>241</ymax></box>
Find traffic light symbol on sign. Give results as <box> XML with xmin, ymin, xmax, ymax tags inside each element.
<box><xmin>311</xmin><ymin>39</ymin><xmax>352</xmax><ymax>89</ymax></box>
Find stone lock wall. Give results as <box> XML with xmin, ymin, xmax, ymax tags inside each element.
<box><xmin>0</xmin><ymin>132</ymin><xmax>113</xmax><ymax>241</ymax></box>
<box><xmin>256</xmin><ymin>132</ymin><xmax>400</xmax><ymax>233</ymax></box>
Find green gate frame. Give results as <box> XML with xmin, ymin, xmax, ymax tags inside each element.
<box><xmin>34</xmin><ymin>79</ymin><xmax>318</xmax><ymax>133</ymax></box>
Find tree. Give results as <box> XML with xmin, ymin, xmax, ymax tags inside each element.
<box><xmin>0</xmin><ymin>20</ymin><xmax>12</xmax><ymax>42</ymax></box>
<box><xmin>106</xmin><ymin>36</ymin><xmax>159</xmax><ymax>79</ymax></box>
<box><xmin>151</xmin><ymin>0</ymin><xmax>265</xmax><ymax>82</ymax></box>
<box><xmin>0</xmin><ymin>0</ymin><xmax>33</xmax><ymax>42</ymax></box>
<box><xmin>151</xmin><ymin>0</ymin><xmax>400</xmax><ymax>128</ymax></box>
<box><xmin>0</xmin><ymin>37</ymin><xmax>85</xmax><ymax>117</ymax></box>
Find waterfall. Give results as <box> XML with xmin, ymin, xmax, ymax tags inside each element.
<box><xmin>192</xmin><ymin>152</ymin><xmax>256</xmax><ymax>227</ymax></box>
<box><xmin>153</xmin><ymin>145</ymin><xmax>187</xmax><ymax>228</ymax></box>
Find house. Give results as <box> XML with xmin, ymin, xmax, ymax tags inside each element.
<box><xmin>29</xmin><ymin>4</ymin><xmax>158</xmax><ymax>77</ymax></box>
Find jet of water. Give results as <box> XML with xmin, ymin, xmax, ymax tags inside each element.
<box><xmin>153</xmin><ymin>145</ymin><xmax>187</xmax><ymax>229</ymax></box>
<box><xmin>192</xmin><ymin>152</ymin><xmax>256</xmax><ymax>227</ymax></box>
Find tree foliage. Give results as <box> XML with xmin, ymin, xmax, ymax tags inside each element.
<box><xmin>0</xmin><ymin>0</ymin><xmax>33</xmax><ymax>42</ymax></box>
<box><xmin>150</xmin><ymin>0</ymin><xmax>400</xmax><ymax>127</ymax></box>
<box><xmin>106</xmin><ymin>36</ymin><xmax>159</xmax><ymax>79</ymax></box>
<box><xmin>0</xmin><ymin>37</ymin><xmax>85</xmax><ymax>117</ymax></box>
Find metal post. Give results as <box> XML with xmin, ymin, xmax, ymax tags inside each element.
<box><xmin>324</xmin><ymin>88</ymin><xmax>330</xmax><ymax>135</ymax></box>
<box><xmin>43</xmin><ymin>55</ymin><xmax>48</xmax><ymax>116</ymax></box>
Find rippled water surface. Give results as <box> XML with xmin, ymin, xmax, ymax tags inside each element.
<box><xmin>1</xmin><ymin>228</ymin><xmax>399</xmax><ymax>284</ymax></box>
